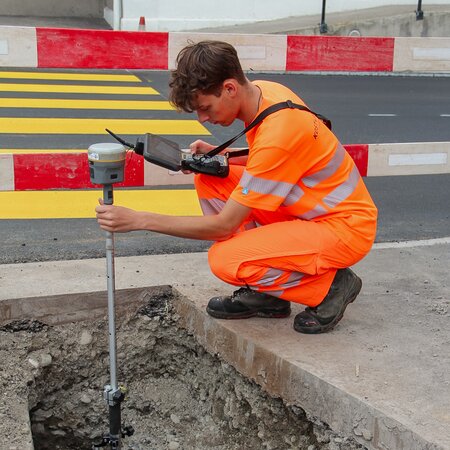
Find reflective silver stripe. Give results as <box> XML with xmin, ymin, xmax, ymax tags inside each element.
<box><xmin>199</xmin><ymin>198</ymin><xmax>225</xmax><ymax>215</ymax></box>
<box><xmin>323</xmin><ymin>165</ymin><xmax>360</xmax><ymax>208</ymax></box>
<box><xmin>251</xmin><ymin>271</ymin><xmax>304</xmax><ymax>295</ymax></box>
<box><xmin>256</xmin><ymin>268</ymin><xmax>283</xmax><ymax>287</ymax></box>
<box><xmin>302</xmin><ymin>143</ymin><xmax>345</xmax><ymax>188</ymax></box>
<box><xmin>240</xmin><ymin>170</ymin><xmax>294</xmax><ymax>198</ymax></box>
<box><xmin>298</xmin><ymin>204</ymin><xmax>328</xmax><ymax>220</ymax></box>
<box><xmin>283</xmin><ymin>184</ymin><xmax>305</xmax><ymax>206</ymax></box>
<box><xmin>278</xmin><ymin>272</ymin><xmax>304</xmax><ymax>290</ymax></box>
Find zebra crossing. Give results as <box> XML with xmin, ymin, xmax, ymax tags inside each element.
<box><xmin>0</xmin><ymin>69</ymin><xmax>208</xmax><ymax>148</ymax></box>
<box><xmin>0</xmin><ymin>69</ymin><xmax>208</xmax><ymax>218</ymax></box>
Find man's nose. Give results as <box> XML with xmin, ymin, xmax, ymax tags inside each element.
<box><xmin>197</xmin><ymin>110</ymin><xmax>209</xmax><ymax>123</ymax></box>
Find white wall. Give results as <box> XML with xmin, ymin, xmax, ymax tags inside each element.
<box><xmin>0</xmin><ymin>0</ymin><xmax>104</xmax><ymax>17</ymax></box>
<box><xmin>111</xmin><ymin>0</ymin><xmax>450</xmax><ymax>31</ymax></box>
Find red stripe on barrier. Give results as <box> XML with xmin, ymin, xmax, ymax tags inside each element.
<box><xmin>286</xmin><ymin>36</ymin><xmax>394</xmax><ymax>72</ymax></box>
<box><xmin>344</xmin><ymin>144</ymin><xmax>369</xmax><ymax>177</ymax></box>
<box><xmin>36</xmin><ymin>28</ymin><xmax>168</xmax><ymax>69</ymax></box>
<box><xmin>13</xmin><ymin>152</ymin><xmax>144</xmax><ymax>190</ymax></box>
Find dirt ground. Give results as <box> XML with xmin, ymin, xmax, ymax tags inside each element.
<box><xmin>0</xmin><ymin>287</ymin><xmax>366</xmax><ymax>450</ymax></box>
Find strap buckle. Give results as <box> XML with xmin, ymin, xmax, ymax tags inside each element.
<box><xmin>285</xmin><ymin>100</ymin><xmax>294</xmax><ymax>109</ymax></box>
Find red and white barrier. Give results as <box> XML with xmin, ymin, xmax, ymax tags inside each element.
<box><xmin>1</xmin><ymin>26</ymin><xmax>450</xmax><ymax>72</ymax></box>
<box><xmin>0</xmin><ymin>27</ymin><xmax>38</xmax><ymax>67</ymax></box>
<box><xmin>1</xmin><ymin>142</ymin><xmax>449</xmax><ymax>191</ymax></box>
<box><xmin>1</xmin><ymin>27</ymin><xmax>448</xmax><ymax>191</ymax></box>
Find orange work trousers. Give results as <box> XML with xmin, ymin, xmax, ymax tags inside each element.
<box><xmin>195</xmin><ymin>165</ymin><xmax>365</xmax><ymax>307</ymax></box>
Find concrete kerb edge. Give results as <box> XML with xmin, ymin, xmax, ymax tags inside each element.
<box><xmin>0</xmin><ymin>284</ymin><xmax>441</xmax><ymax>450</ymax></box>
<box><xmin>172</xmin><ymin>287</ymin><xmax>443</xmax><ymax>450</ymax></box>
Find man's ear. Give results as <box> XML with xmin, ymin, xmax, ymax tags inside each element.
<box><xmin>223</xmin><ymin>79</ymin><xmax>238</xmax><ymax>97</ymax></box>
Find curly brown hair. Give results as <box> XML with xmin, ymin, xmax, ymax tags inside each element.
<box><xmin>169</xmin><ymin>40</ymin><xmax>246</xmax><ymax>112</ymax></box>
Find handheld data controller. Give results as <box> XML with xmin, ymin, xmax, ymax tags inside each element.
<box><xmin>105</xmin><ymin>129</ymin><xmax>230</xmax><ymax>178</ymax></box>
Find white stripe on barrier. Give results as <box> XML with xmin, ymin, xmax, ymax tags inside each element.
<box><xmin>388</xmin><ymin>153</ymin><xmax>448</xmax><ymax>166</ymax></box>
<box><xmin>413</xmin><ymin>47</ymin><xmax>450</xmax><ymax>61</ymax></box>
<box><xmin>0</xmin><ymin>39</ymin><xmax>8</xmax><ymax>55</ymax></box>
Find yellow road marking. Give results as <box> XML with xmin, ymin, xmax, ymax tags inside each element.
<box><xmin>0</xmin><ymin>189</ymin><xmax>202</xmax><ymax>219</ymax></box>
<box><xmin>0</xmin><ymin>83</ymin><xmax>158</xmax><ymax>95</ymax></box>
<box><xmin>0</xmin><ymin>98</ymin><xmax>175</xmax><ymax>110</ymax></box>
<box><xmin>0</xmin><ymin>71</ymin><xmax>141</xmax><ymax>82</ymax></box>
<box><xmin>0</xmin><ymin>118</ymin><xmax>209</xmax><ymax>135</ymax></box>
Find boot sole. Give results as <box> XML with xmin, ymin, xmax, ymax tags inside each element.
<box><xmin>206</xmin><ymin>307</ymin><xmax>291</xmax><ymax>320</ymax></box>
<box><xmin>294</xmin><ymin>275</ymin><xmax>362</xmax><ymax>334</ymax></box>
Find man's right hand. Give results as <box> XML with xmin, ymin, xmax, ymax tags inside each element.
<box><xmin>189</xmin><ymin>139</ymin><xmax>216</xmax><ymax>155</ymax></box>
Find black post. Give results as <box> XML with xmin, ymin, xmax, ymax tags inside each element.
<box><xmin>320</xmin><ymin>0</ymin><xmax>328</xmax><ymax>34</ymax></box>
<box><xmin>416</xmin><ymin>0</ymin><xmax>424</xmax><ymax>20</ymax></box>
<box><xmin>108</xmin><ymin>404</ymin><xmax>122</xmax><ymax>449</ymax></box>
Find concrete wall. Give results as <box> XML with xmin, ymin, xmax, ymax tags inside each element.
<box><xmin>114</xmin><ymin>1</ymin><xmax>450</xmax><ymax>31</ymax></box>
<box><xmin>282</xmin><ymin>9</ymin><xmax>450</xmax><ymax>38</ymax></box>
<box><xmin>0</xmin><ymin>0</ymin><xmax>105</xmax><ymax>18</ymax></box>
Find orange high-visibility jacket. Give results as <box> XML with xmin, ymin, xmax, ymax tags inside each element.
<box><xmin>197</xmin><ymin>80</ymin><xmax>377</xmax><ymax>306</ymax></box>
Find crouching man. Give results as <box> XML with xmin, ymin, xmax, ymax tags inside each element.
<box><xmin>96</xmin><ymin>41</ymin><xmax>377</xmax><ymax>334</ymax></box>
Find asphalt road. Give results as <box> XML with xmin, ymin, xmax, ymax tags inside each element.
<box><xmin>1</xmin><ymin>71</ymin><xmax>449</xmax><ymax>263</ymax></box>
<box><xmin>143</xmin><ymin>71</ymin><xmax>450</xmax><ymax>147</ymax></box>
<box><xmin>1</xmin><ymin>70</ymin><xmax>449</xmax><ymax>148</ymax></box>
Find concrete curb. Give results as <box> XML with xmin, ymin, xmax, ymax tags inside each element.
<box><xmin>1</xmin><ymin>26</ymin><xmax>450</xmax><ymax>72</ymax></box>
<box><xmin>1</xmin><ymin>142</ymin><xmax>449</xmax><ymax>191</ymax></box>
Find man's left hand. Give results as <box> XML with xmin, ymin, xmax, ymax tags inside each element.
<box><xmin>95</xmin><ymin>199</ymin><xmax>141</xmax><ymax>233</ymax></box>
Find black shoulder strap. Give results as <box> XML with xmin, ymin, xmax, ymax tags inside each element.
<box><xmin>205</xmin><ymin>100</ymin><xmax>331</xmax><ymax>158</ymax></box>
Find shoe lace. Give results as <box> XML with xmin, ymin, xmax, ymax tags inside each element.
<box><xmin>231</xmin><ymin>287</ymin><xmax>251</xmax><ymax>300</ymax></box>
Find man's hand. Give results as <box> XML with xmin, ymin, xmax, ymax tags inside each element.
<box><xmin>95</xmin><ymin>198</ymin><xmax>251</xmax><ymax>241</ymax></box>
<box><xmin>95</xmin><ymin>199</ymin><xmax>142</xmax><ymax>233</ymax></box>
<box><xmin>189</xmin><ymin>139</ymin><xmax>215</xmax><ymax>155</ymax></box>
<box><xmin>180</xmin><ymin>140</ymin><xmax>217</xmax><ymax>174</ymax></box>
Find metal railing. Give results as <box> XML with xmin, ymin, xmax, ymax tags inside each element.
<box><xmin>416</xmin><ymin>0</ymin><xmax>424</xmax><ymax>20</ymax></box>
<box><xmin>319</xmin><ymin>0</ymin><xmax>328</xmax><ymax>34</ymax></box>
<box><xmin>319</xmin><ymin>0</ymin><xmax>425</xmax><ymax>34</ymax></box>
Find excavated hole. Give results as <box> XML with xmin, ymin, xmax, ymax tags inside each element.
<box><xmin>1</xmin><ymin>287</ymin><xmax>365</xmax><ymax>450</ymax></box>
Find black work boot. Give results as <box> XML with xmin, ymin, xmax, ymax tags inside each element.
<box><xmin>206</xmin><ymin>287</ymin><xmax>291</xmax><ymax>319</ymax></box>
<box><xmin>293</xmin><ymin>268</ymin><xmax>362</xmax><ymax>334</ymax></box>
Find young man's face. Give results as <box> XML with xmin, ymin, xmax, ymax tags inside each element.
<box><xmin>194</xmin><ymin>85</ymin><xmax>238</xmax><ymax>127</ymax></box>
